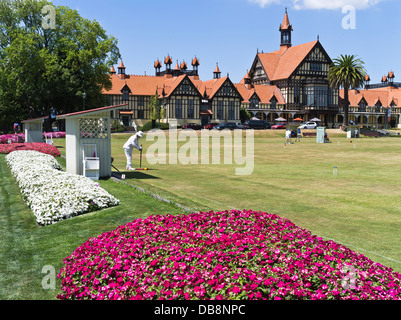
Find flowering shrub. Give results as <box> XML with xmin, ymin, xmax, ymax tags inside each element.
<box><xmin>57</xmin><ymin>210</ymin><xmax>401</xmax><ymax>300</ymax></box>
<box><xmin>0</xmin><ymin>143</ymin><xmax>61</xmax><ymax>157</ymax></box>
<box><xmin>6</xmin><ymin>150</ymin><xmax>120</xmax><ymax>226</ymax></box>
<box><xmin>0</xmin><ymin>132</ymin><xmax>66</xmax><ymax>144</ymax></box>
<box><xmin>0</xmin><ymin>133</ymin><xmax>25</xmax><ymax>144</ymax></box>
<box><xmin>43</xmin><ymin>131</ymin><xmax>66</xmax><ymax>139</ymax></box>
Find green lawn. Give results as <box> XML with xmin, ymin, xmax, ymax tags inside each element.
<box><xmin>108</xmin><ymin>130</ymin><xmax>401</xmax><ymax>272</ymax></box>
<box><xmin>1</xmin><ymin>129</ymin><xmax>401</xmax><ymax>299</ymax></box>
<box><xmin>0</xmin><ymin>153</ymin><xmax>184</xmax><ymax>300</ymax></box>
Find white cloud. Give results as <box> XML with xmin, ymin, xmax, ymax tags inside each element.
<box><xmin>249</xmin><ymin>0</ymin><xmax>384</xmax><ymax>9</ymax></box>
<box><xmin>248</xmin><ymin>0</ymin><xmax>283</xmax><ymax>8</ymax></box>
<box><xmin>293</xmin><ymin>0</ymin><xmax>383</xmax><ymax>10</ymax></box>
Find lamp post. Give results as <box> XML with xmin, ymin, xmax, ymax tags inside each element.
<box><xmin>82</xmin><ymin>92</ymin><xmax>86</xmax><ymax>111</ymax></box>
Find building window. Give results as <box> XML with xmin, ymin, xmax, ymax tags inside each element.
<box><xmin>305</xmin><ymin>86</ymin><xmax>328</xmax><ymax>107</ymax></box>
<box><xmin>228</xmin><ymin>101</ymin><xmax>235</xmax><ymax>120</ymax></box>
<box><xmin>328</xmin><ymin>89</ymin><xmax>335</xmax><ymax>106</ymax></box>
<box><xmin>175</xmin><ymin>99</ymin><xmax>182</xmax><ymax>119</ymax></box>
<box><xmin>138</xmin><ymin>96</ymin><xmax>144</xmax><ymax>107</ymax></box>
<box><xmin>187</xmin><ymin>100</ymin><xmax>194</xmax><ymax>119</ymax></box>
<box><xmin>138</xmin><ymin>110</ymin><xmax>144</xmax><ymax>119</ymax></box>
<box><xmin>250</xmin><ymin>96</ymin><xmax>259</xmax><ymax>109</ymax></box>
<box><xmin>358</xmin><ymin>101</ymin><xmax>366</xmax><ymax>112</ymax></box>
<box><xmin>310</xmin><ymin>63</ymin><xmax>322</xmax><ymax>72</ymax></box>
<box><xmin>375</xmin><ymin>102</ymin><xmax>382</xmax><ymax>113</ymax></box>
<box><xmin>201</xmin><ymin>103</ymin><xmax>209</xmax><ymax>111</ymax></box>
<box><xmin>316</xmin><ymin>86</ymin><xmax>328</xmax><ymax>107</ymax></box>
<box><xmin>294</xmin><ymin>87</ymin><xmax>301</xmax><ymax>104</ymax></box>
<box><xmin>122</xmin><ymin>90</ymin><xmax>129</xmax><ymax>101</ymax></box>
<box><xmin>223</xmin><ymin>85</ymin><xmax>231</xmax><ymax>94</ymax></box>
<box><xmin>217</xmin><ymin>100</ymin><xmax>224</xmax><ymax>120</ymax></box>
<box><xmin>182</xmin><ymin>83</ymin><xmax>190</xmax><ymax>92</ymax></box>
<box><xmin>270</xmin><ymin>98</ymin><xmax>277</xmax><ymax>109</ymax></box>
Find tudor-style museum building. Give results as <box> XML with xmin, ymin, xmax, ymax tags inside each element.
<box><xmin>103</xmin><ymin>9</ymin><xmax>401</xmax><ymax>129</ymax></box>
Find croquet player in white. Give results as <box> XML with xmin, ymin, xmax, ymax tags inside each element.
<box><xmin>123</xmin><ymin>131</ymin><xmax>143</xmax><ymax>170</ymax></box>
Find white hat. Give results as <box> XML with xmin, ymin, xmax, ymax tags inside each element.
<box><xmin>137</xmin><ymin>131</ymin><xmax>143</xmax><ymax>138</ymax></box>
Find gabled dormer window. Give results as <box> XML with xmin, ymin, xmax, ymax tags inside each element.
<box><xmin>121</xmin><ymin>84</ymin><xmax>131</xmax><ymax>101</ymax></box>
<box><xmin>270</xmin><ymin>96</ymin><xmax>277</xmax><ymax>109</ymax></box>
<box><xmin>122</xmin><ymin>89</ymin><xmax>130</xmax><ymax>101</ymax></box>
<box><xmin>358</xmin><ymin>99</ymin><xmax>367</xmax><ymax>112</ymax></box>
<box><xmin>375</xmin><ymin>100</ymin><xmax>382</xmax><ymax>113</ymax></box>
<box><xmin>249</xmin><ymin>94</ymin><xmax>260</xmax><ymax>109</ymax></box>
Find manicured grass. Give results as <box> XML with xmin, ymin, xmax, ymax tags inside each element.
<box><xmin>0</xmin><ymin>153</ymin><xmax>184</xmax><ymax>300</ymax></box>
<box><xmin>106</xmin><ymin>130</ymin><xmax>401</xmax><ymax>272</ymax></box>
<box><xmin>2</xmin><ymin>129</ymin><xmax>401</xmax><ymax>299</ymax></box>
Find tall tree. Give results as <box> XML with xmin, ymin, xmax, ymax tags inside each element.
<box><xmin>328</xmin><ymin>54</ymin><xmax>366</xmax><ymax>129</ymax></box>
<box><xmin>148</xmin><ymin>94</ymin><xmax>165</xmax><ymax>128</ymax></box>
<box><xmin>0</xmin><ymin>0</ymin><xmax>120</xmax><ymax>132</ymax></box>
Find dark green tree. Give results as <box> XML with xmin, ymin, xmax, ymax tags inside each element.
<box><xmin>328</xmin><ymin>54</ymin><xmax>366</xmax><ymax>129</ymax></box>
<box><xmin>0</xmin><ymin>0</ymin><xmax>120</xmax><ymax>132</ymax></box>
<box><xmin>240</xmin><ymin>107</ymin><xmax>251</xmax><ymax>123</ymax></box>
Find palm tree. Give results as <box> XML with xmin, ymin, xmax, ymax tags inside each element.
<box><xmin>328</xmin><ymin>55</ymin><xmax>366</xmax><ymax>129</ymax></box>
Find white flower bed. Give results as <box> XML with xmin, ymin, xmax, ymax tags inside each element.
<box><xmin>6</xmin><ymin>150</ymin><xmax>120</xmax><ymax>226</ymax></box>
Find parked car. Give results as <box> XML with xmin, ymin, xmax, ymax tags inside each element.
<box><xmin>204</xmin><ymin>123</ymin><xmax>219</xmax><ymax>130</ymax></box>
<box><xmin>182</xmin><ymin>123</ymin><xmax>202</xmax><ymax>130</ymax></box>
<box><xmin>235</xmin><ymin>122</ymin><xmax>250</xmax><ymax>130</ymax></box>
<box><xmin>298</xmin><ymin>121</ymin><xmax>317</xmax><ymax>129</ymax></box>
<box><xmin>271</xmin><ymin>123</ymin><xmax>286</xmax><ymax>130</ymax></box>
<box><xmin>247</xmin><ymin>120</ymin><xmax>271</xmax><ymax>130</ymax></box>
<box><xmin>214</xmin><ymin>122</ymin><xmax>238</xmax><ymax>130</ymax></box>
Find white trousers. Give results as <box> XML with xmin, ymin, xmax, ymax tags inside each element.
<box><xmin>124</xmin><ymin>148</ymin><xmax>133</xmax><ymax>169</ymax></box>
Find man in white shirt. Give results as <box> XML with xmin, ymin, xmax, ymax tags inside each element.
<box><xmin>123</xmin><ymin>131</ymin><xmax>143</xmax><ymax>170</ymax></box>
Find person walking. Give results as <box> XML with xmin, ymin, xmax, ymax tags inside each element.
<box><xmin>123</xmin><ymin>131</ymin><xmax>143</xmax><ymax>170</ymax></box>
<box><xmin>13</xmin><ymin>122</ymin><xmax>20</xmax><ymax>134</ymax></box>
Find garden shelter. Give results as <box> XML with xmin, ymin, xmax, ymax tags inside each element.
<box><xmin>23</xmin><ymin>104</ymin><xmax>128</xmax><ymax>180</ymax></box>
<box><xmin>22</xmin><ymin>116</ymin><xmax>48</xmax><ymax>143</ymax></box>
<box><xmin>57</xmin><ymin>104</ymin><xmax>128</xmax><ymax>179</ymax></box>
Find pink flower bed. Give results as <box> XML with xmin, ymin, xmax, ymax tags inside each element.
<box><xmin>43</xmin><ymin>132</ymin><xmax>66</xmax><ymax>139</ymax></box>
<box><xmin>0</xmin><ymin>143</ymin><xmax>61</xmax><ymax>157</ymax></box>
<box><xmin>57</xmin><ymin>210</ymin><xmax>401</xmax><ymax>300</ymax></box>
<box><xmin>0</xmin><ymin>133</ymin><xmax>25</xmax><ymax>144</ymax></box>
<box><xmin>0</xmin><ymin>132</ymin><xmax>66</xmax><ymax>144</ymax></box>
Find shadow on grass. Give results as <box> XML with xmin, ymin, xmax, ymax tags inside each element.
<box><xmin>112</xmin><ymin>171</ymin><xmax>160</xmax><ymax>180</ymax></box>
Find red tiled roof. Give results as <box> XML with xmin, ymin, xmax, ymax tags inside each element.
<box><xmin>119</xmin><ymin>61</ymin><xmax>125</xmax><ymax>69</ymax></box>
<box><xmin>255</xmin><ymin>40</ymin><xmax>318</xmax><ymax>81</ymax></box>
<box><xmin>340</xmin><ymin>87</ymin><xmax>401</xmax><ymax>108</ymax></box>
<box><xmin>201</xmin><ymin>77</ymin><xmax>228</xmax><ymax>99</ymax></box>
<box><xmin>235</xmin><ymin>83</ymin><xmax>286</xmax><ymax>105</ymax></box>
<box><xmin>103</xmin><ymin>74</ymin><xmax>167</xmax><ymax>96</ymax></box>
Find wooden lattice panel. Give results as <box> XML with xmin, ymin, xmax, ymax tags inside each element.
<box><xmin>79</xmin><ymin>118</ymin><xmax>108</xmax><ymax>139</ymax></box>
<box><xmin>29</xmin><ymin>122</ymin><xmax>42</xmax><ymax>132</ymax></box>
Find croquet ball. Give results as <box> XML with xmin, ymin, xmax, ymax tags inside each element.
<box><xmin>145</xmin><ymin>168</ymin><xmax>149</xmax><ymax>170</ymax></box>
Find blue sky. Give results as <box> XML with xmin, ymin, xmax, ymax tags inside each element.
<box><xmin>54</xmin><ymin>0</ymin><xmax>401</xmax><ymax>84</ymax></box>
